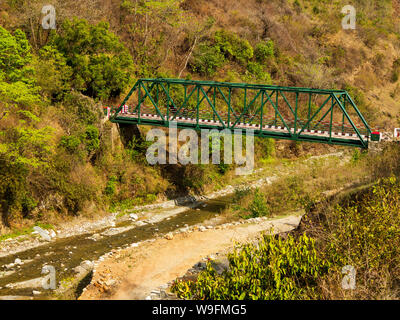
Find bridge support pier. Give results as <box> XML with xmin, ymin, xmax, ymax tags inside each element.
<box><xmin>117</xmin><ymin>123</ymin><xmax>143</xmax><ymax>149</ymax></box>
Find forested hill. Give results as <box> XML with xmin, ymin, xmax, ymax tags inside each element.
<box><xmin>0</xmin><ymin>0</ymin><xmax>399</xmax><ymax>231</ymax></box>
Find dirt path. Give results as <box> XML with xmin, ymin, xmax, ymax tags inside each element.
<box><xmin>79</xmin><ymin>215</ymin><xmax>302</xmax><ymax>300</ymax></box>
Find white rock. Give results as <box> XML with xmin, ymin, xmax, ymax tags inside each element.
<box><xmin>32</xmin><ymin>290</ymin><xmax>41</xmax><ymax>295</ymax></box>
<box><xmin>105</xmin><ymin>279</ymin><xmax>116</xmax><ymax>287</ymax></box>
<box><xmin>14</xmin><ymin>259</ymin><xmax>22</xmax><ymax>265</ymax></box>
<box><xmin>165</xmin><ymin>233</ymin><xmax>173</xmax><ymax>240</ymax></box>
<box><xmin>32</xmin><ymin>226</ymin><xmax>52</xmax><ymax>241</ymax></box>
<box><xmin>129</xmin><ymin>214</ymin><xmax>138</xmax><ymax>221</ymax></box>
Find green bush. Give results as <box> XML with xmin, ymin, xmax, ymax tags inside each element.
<box><xmin>214</xmin><ymin>30</ymin><xmax>253</xmax><ymax>65</ymax></box>
<box><xmin>247</xmin><ymin>62</ymin><xmax>271</xmax><ymax>81</ymax></box>
<box><xmin>191</xmin><ymin>41</ymin><xmax>226</xmax><ymax>76</ymax></box>
<box><xmin>171</xmin><ymin>233</ymin><xmax>329</xmax><ymax>300</ymax></box>
<box><xmin>62</xmin><ymin>91</ymin><xmax>100</xmax><ymax>125</ymax></box>
<box><xmin>84</xmin><ymin>125</ymin><xmax>100</xmax><ymax>154</ymax></box>
<box><xmin>60</xmin><ymin>135</ymin><xmax>81</xmax><ymax>153</ymax></box>
<box><xmin>105</xmin><ymin>176</ymin><xmax>117</xmax><ymax>196</ymax></box>
<box><xmin>33</xmin><ymin>45</ymin><xmax>72</xmax><ymax>101</ymax></box>
<box><xmin>246</xmin><ymin>188</ymin><xmax>270</xmax><ymax>218</ymax></box>
<box><xmin>254</xmin><ymin>40</ymin><xmax>274</xmax><ymax>63</ymax></box>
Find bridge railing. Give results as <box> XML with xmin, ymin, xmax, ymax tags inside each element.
<box><xmin>109</xmin><ymin>78</ymin><xmax>372</xmax><ymax>148</ymax></box>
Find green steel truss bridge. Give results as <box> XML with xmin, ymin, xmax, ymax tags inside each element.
<box><xmin>106</xmin><ymin>78</ymin><xmax>374</xmax><ymax>148</ymax></box>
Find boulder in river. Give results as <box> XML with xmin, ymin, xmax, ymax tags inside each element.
<box><xmin>165</xmin><ymin>233</ymin><xmax>173</xmax><ymax>240</ymax></box>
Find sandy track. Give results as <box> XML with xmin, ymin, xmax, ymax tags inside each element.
<box><xmin>79</xmin><ymin>215</ymin><xmax>302</xmax><ymax>300</ymax></box>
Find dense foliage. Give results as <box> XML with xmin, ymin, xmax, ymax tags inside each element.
<box><xmin>172</xmin><ymin>176</ymin><xmax>400</xmax><ymax>300</ymax></box>
<box><xmin>172</xmin><ymin>233</ymin><xmax>329</xmax><ymax>299</ymax></box>
<box><xmin>52</xmin><ymin>19</ymin><xmax>134</xmax><ymax>100</ymax></box>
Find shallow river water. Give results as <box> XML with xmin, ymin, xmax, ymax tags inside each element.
<box><xmin>0</xmin><ymin>195</ymin><xmax>235</xmax><ymax>298</ymax></box>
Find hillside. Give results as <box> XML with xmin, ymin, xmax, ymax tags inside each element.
<box><xmin>0</xmin><ymin>0</ymin><xmax>399</xmax><ymax>234</ymax></box>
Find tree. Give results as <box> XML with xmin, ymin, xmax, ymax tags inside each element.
<box><xmin>0</xmin><ymin>109</ymin><xmax>55</xmax><ymax>226</ymax></box>
<box><xmin>52</xmin><ymin>18</ymin><xmax>134</xmax><ymax>100</ymax></box>
<box><xmin>0</xmin><ymin>26</ymin><xmax>51</xmax><ymax>226</ymax></box>
<box><xmin>0</xmin><ymin>26</ymin><xmax>34</xmax><ymax>84</ymax></box>
<box><xmin>32</xmin><ymin>45</ymin><xmax>72</xmax><ymax>101</ymax></box>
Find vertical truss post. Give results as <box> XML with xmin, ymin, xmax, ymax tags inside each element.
<box><xmin>213</xmin><ymin>86</ymin><xmax>216</xmax><ymax>122</ymax></box>
<box><xmin>228</xmin><ymin>88</ymin><xmax>231</xmax><ymax>128</ymax></box>
<box><xmin>244</xmin><ymin>87</ymin><xmax>247</xmax><ymax>123</ymax></box>
<box><xmin>308</xmin><ymin>93</ymin><xmax>312</xmax><ymax>130</ymax></box>
<box><xmin>329</xmin><ymin>96</ymin><xmax>334</xmax><ymax>140</ymax></box>
<box><xmin>166</xmin><ymin>82</ymin><xmax>170</xmax><ymax>120</ymax></box>
<box><xmin>156</xmin><ymin>83</ymin><xmax>159</xmax><ymax>113</ymax></box>
<box><xmin>342</xmin><ymin>94</ymin><xmax>345</xmax><ymax>134</ymax></box>
<box><xmin>183</xmin><ymin>85</ymin><xmax>187</xmax><ymax>120</ymax></box>
<box><xmin>260</xmin><ymin>90</ymin><xmax>264</xmax><ymax>130</ymax></box>
<box><xmin>294</xmin><ymin>91</ymin><xmax>299</xmax><ymax>135</ymax></box>
<box><xmin>196</xmin><ymin>85</ymin><xmax>200</xmax><ymax>128</ymax></box>
<box><xmin>138</xmin><ymin>81</ymin><xmax>142</xmax><ymax>124</ymax></box>
<box><xmin>275</xmin><ymin>90</ymin><xmax>278</xmax><ymax>126</ymax></box>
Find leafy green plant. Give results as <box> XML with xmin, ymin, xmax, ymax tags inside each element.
<box><xmin>105</xmin><ymin>176</ymin><xmax>117</xmax><ymax>196</ymax></box>
<box><xmin>246</xmin><ymin>62</ymin><xmax>271</xmax><ymax>81</ymax></box>
<box><xmin>319</xmin><ymin>177</ymin><xmax>400</xmax><ymax>297</ymax></box>
<box><xmin>254</xmin><ymin>40</ymin><xmax>274</xmax><ymax>63</ymax></box>
<box><xmin>191</xmin><ymin>41</ymin><xmax>226</xmax><ymax>76</ymax></box>
<box><xmin>246</xmin><ymin>188</ymin><xmax>271</xmax><ymax>218</ymax></box>
<box><xmin>60</xmin><ymin>135</ymin><xmax>81</xmax><ymax>153</ymax></box>
<box><xmin>171</xmin><ymin>233</ymin><xmax>329</xmax><ymax>300</ymax></box>
<box><xmin>214</xmin><ymin>30</ymin><xmax>253</xmax><ymax>65</ymax></box>
<box><xmin>84</xmin><ymin>125</ymin><xmax>100</xmax><ymax>154</ymax></box>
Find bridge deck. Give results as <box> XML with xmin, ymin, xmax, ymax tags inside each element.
<box><xmin>113</xmin><ymin>110</ymin><xmax>367</xmax><ymax>145</ymax></box>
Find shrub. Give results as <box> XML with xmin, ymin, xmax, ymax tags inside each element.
<box><xmin>247</xmin><ymin>188</ymin><xmax>270</xmax><ymax>218</ymax></box>
<box><xmin>247</xmin><ymin>62</ymin><xmax>272</xmax><ymax>81</ymax></box>
<box><xmin>315</xmin><ymin>177</ymin><xmax>400</xmax><ymax>298</ymax></box>
<box><xmin>171</xmin><ymin>233</ymin><xmax>329</xmax><ymax>300</ymax></box>
<box><xmin>254</xmin><ymin>40</ymin><xmax>274</xmax><ymax>63</ymax></box>
<box><xmin>84</xmin><ymin>125</ymin><xmax>100</xmax><ymax>154</ymax></box>
<box><xmin>105</xmin><ymin>176</ymin><xmax>117</xmax><ymax>196</ymax></box>
<box><xmin>33</xmin><ymin>45</ymin><xmax>72</xmax><ymax>101</ymax></box>
<box><xmin>191</xmin><ymin>41</ymin><xmax>226</xmax><ymax>76</ymax></box>
<box><xmin>60</xmin><ymin>135</ymin><xmax>81</xmax><ymax>153</ymax></box>
<box><xmin>214</xmin><ymin>30</ymin><xmax>253</xmax><ymax>65</ymax></box>
<box><xmin>390</xmin><ymin>58</ymin><xmax>400</xmax><ymax>83</ymax></box>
